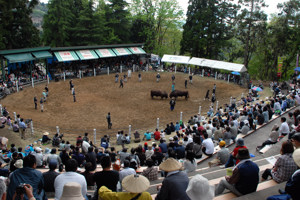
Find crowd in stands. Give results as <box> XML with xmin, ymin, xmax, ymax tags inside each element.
<box><xmin>0</xmin><ymin>80</ymin><xmax>299</xmax><ymax>200</ymax></box>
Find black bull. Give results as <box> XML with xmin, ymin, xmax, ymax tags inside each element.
<box><xmin>151</xmin><ymin>90</ymin><xmax>168</xmax><ymax>99</ymax></box>
<box><xmin>169</xmin><ymin>90</ymin><xmax>189</xmax><ymax>99</ymax></box>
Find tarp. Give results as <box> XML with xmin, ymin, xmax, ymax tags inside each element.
<box><xmin>189</xmin><ymin>57</ymin><xmax>247</xmax><ymax>72</ymax></box>
<box><xmin>161</xmin><ymin>55</ymin><xmax>190</xmax><ymax>64</ymax></box>
<box><xmin>75</xmin><ymin>50</ymin><xmax>99</xmax><ymax>60</ymax></box>
<box><xmin>32</xmin><ymin>51</ymin><xmax>53</xmax><ymax>59</ymax></box>
<box><xmin>112</xmin><ymin>48</ymin><xmax>132</xmax><ymax>56</ymax></box>
<box><xmin>54</xmin><ymin>51</ymin><xmax>79</xmax><ymax>62</ymax></box>
<box><xmin>128</xmin><ymin>47</ymin><xmax>146</xmax><ymax>54</ymax></box>
<box><xmin>95</xmin><ymin>49</ymin><xmax>116</xmax><ymax>58</ymax></box>
<box><xmin>4</xmin><ymin>53</ymin><xmax>35</xmax><ymax>63</ymax></box>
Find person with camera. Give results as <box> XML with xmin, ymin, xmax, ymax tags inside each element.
<box><xmin>12</xmin><ymin>184</ymin><xmax>36</xmax><ymax>200</ymax></box>
<box><xmin>7</xmin><ymin>154</ymin><xmax>45</xmax><ymax>200</ymax></box>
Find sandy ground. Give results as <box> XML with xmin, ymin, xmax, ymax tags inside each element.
<box><xmin>0</xmin><ymin>72</ymin><xmax>248</xmax><ymax>146</ymax></box>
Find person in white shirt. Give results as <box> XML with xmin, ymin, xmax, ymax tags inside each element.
<box><xmin>279</xmin><ymin>117</ymin><xmax>290</xmax><ymax>137</ymax></box>
<box><xmin>202</xmin><ymin>133</ymin><xmax>214</xmax><ymax>156</ymax></box>
<box><xmin>54</xmin><ymin>159</ymin><xmax>87</xmax><ymax>200</ymax></box>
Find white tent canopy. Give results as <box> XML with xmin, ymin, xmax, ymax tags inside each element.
<box><xmin>189</xmin><ymin>57</ymin><xmax>247</xmax><ymax>72</ymax></box>
<box><xmin>161</xmin><ymin>54</ymin><xmax>190</xmax><ymax>64</ymax></box>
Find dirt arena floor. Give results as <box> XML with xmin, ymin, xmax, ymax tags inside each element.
<box><xmin>1</xmin><ymin>72</ymin><xmax>248</xmax><ymax>142</ymax></box>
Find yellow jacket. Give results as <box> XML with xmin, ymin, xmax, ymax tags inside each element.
<box><xmin>99</xmin><ymin>186</ymin><xmax>152</xmax><ymax>200</ymax></box>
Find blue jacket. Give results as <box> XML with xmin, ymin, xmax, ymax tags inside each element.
<box><xmin>285</xmin><ymin>169</ymin><xmax>300</xmax><ymax>200</ymax></box>
<box><xmin>7</xmin><ymin>167</ymin><xmax>45</xmax><ymax>200</ymax></box>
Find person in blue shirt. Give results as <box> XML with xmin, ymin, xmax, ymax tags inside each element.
<box><xmin>143</xmin><ymin>131</ymin><xmax>152</xmax><ymax>141</ymax></box>
<box><xmin>24</xmin><ymin>144</ymin><xmax>34</xmax><ymax>155</ymax></box>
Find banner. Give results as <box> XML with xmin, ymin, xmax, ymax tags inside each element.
<box><xmin>277</xmin><ymin>56</ymin><xmax>285</xmax><ymax>77</ymax></box>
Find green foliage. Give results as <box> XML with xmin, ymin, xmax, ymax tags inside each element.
<box><xmin>0</xmin><ymin>0</ymin><xmax>41</xmax><ymax>49</ymax></box>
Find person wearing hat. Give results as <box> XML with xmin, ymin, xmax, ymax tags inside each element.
<box><xmin>283</xmin><ymin>149</ymin><xmax>300</xmax><ymax>199</ymax></box>
<box><xmin>291</xmin><ymin>132</ymin><xmax>300</xmax><ymax>149</ymax></box>
<box><xmin>215</xmin><ymin>148</ymin><xmax>259</xmax><ymax>196</ymax></box>
<box><xmin>208</xmin><ymin>141</ymin><xmax>230</xmax><ymax>168</ymax></box>
<box><xmin>99</xmin><ymin>174</ymin><xmax>152</xmax><ymax>200</ymax></box>
<box><xmin>186</xmin><ymin>174</ymin><xmax>214</xmax><ymax>200</ymax></box>
<box><xmin>224</xmin><ymin>138</ymin><xmax>247</xmax><ymax>168</ymax></box>
<box><xmin>156</xmin><ymin>158</ymin><xmax>190</xmax><ymax>200</ymax></box>
<box><xmin>60</xmin><ymin>182</ymin><xmax>85</xmax><ymax>200</ymax></box>
<box><xmin>42</xmin><ymin>132</ymin><xmax>51</xmax><ymax>144</ymax></box>
<box><xmin>34</xmin><ymin>147</ymin><xmax>44</xmax><ymax>168</ymax></box>
<box><xmin>256</xmin><ymin>124</ymin><xmax>279</xmax><ymax>151</ymax></box>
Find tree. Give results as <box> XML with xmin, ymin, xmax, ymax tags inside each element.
<box><xmin>0</xmin><ymin>0</ymin><xmax>40</xmax><ymax>49</ymax></box>
<box><xmin>235</xmin><ymin>0</ymin><xmax>267</xmax><ymax>69</ymax></box>
<box><xmin>42</xmin><ymin>0</ymin><xmax>75</xmax><ymax>47</ymax></box>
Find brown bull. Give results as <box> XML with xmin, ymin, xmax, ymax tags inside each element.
<box><xmin>169</xmin><ymin>90</ymin><xmax>189</xmax><ymax>100</ymax></box>
<box><xmin>151</xmin><ymin>90</ymin><xmax>168</xmax><ymax>99</ymax></box>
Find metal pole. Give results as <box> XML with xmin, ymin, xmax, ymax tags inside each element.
<box><xmin>189</xmin><ymin>67</ymin><xmax>190</xmax><ymax>75</ymax></box>
<box><xmin>175</xmin><ymin>66</ymin><xmax>177</xmax><ymax>73</ymax></box>
<box><xmin>79</xmin><ymin>70</ymin><xmax>82</xmax><ymax>79</ymax></box>
<box><xmin>14</xmin><ymin>112</ymin><xmax>17</xmax><ymax>122</ymax></box>
<box><xmin>32</xmin><ymin>78</ymin><xmax>34</xmax><ymax>88</ymax></box>
<box><xmin>129</xmin><ymin>125</ymin><xmax>131</xmax><ymax>138</ymax></box>
<box><xmin>180</xmin><ymin>112</ymin><xmax>183</xmax><ymax>121</ymax></box>
<box><xmin>133</xmin><ymin>65</ymin><xmax>135</xmax><ymax>72</ymax></box>
<box><xmin>202</xmin><ymin>69</ymin><xmax>204</xmax><ymax>77</ymax></box>
<box><xmin>94</xmin><ymin>129</ymin><xmax>96</xmax><ymax>145</ymax></box>
<box><xmin>120</xmin><ymin>66</ymin><xmax>122</xmax><ymax>73</ymax></box>
<box><xmin>157</xmin><ymin>118</ymin><xmax>159</xmax><ymax>129</ymax></box>
<box><xmin>146</xmin><ymin>65</ymin><xmax>148</xmax><ymax>72</ymax></box>
<box><xmin>31</xmin><ymin>121</ymin><xmax>34</xmax><ymax>135</ymax></box>
<box><xmin>215</xmin><ymin>72</ymin><xmax>217</xmax><ymax>80</ymax></box>
<box><xmin>47</xmin><ymin>75</ymin><xmax>50</xmax><ymax>84</ymax></box>
<box><xmin>16</xmin><ymin>81</ymin><xmax>19</xmax><ymax>92</ymax></box>
<box><xmin>228</xmin><ymin>74</ymin><xmax>230</xmax><ymax>83</ymax></box>
<box><xmin>94</xmin><ymin>68</ymin><xmax>96</xmax><ymax>77</ymax></box>
<box><xmin>56</xmin><ymin>126</ymin><xmax>60</xmax><ymax>134</ymax></box>
<box><xmin>242</xmin><ymin>93</ymin><xmax>244</xmax><ymax>98</ymax></box>
<box><xmin>216</xmin><ymin>101</ymin><xmax>219</xmax><ymax>112</ymax></box>
<box><xmin>107</xmin><ymin>67</ymin><xmax>110</xmax><ymax>75</ymax></box>
<box><xmin>64</xmin><ymin>72</ymin><xmax>66</xmax><ymax>82</ymax></box>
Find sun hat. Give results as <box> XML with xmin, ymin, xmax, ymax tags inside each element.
<box><xmin>43</xmin><ymin>132</ymin><xmax>49</xmax><ymax>136</ymax></box>
<box><xmin>35</xmin><ymin>147</ymin><xmax>42</xmax><ymax>153</ymax></box>
<box><xmin>14</xmin><ymin>159</ymin><xmax>23</xmax><ymax>169</ymax></box>
<box><xmin>122</xmin><ymin>174</ymin><xmax>150</xmax><ymax>193</ymax></box>
<box><xmin>186</xmin><ymin>175</ymin><xmax>214</xmax><ymax>200</ymax></box>
<box><xmin>60</xmin><ymin>182</ymin><xmax>84</xmax><ymax>200</ymax></box>
<box><xmin>236</xmin><ymin>138</ymin><xmax>244</xmax><ymax>146</ymax></box>
<box><xmin>159</xmin><ymin>158</ymin><xmax>182</xmax><ymax>172</ymax></box>
<box><xmin>293</xmin><ymin>149</ymin><xmax>300</xmax><ymax>168</ymax></box>
<box><xmin>236</xmin><ymin>148</ymin><xmax>250</xmax><ymax>160</ymax></box>
<box><xmin>219</xmin><ymin>141</ymin><xmax>226</xmax><ymax>147</ymax></box>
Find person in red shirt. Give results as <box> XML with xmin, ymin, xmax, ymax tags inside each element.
<box><xmin>224</xmin><ymin>138</ymin><xmax>247</xmax><ymax>168</ymax></box>
<box><xmin>154</xmin><ymin>129</ymin><xmax>161</xmax><ymax>141</ymax></box>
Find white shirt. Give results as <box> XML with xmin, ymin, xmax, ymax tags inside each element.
<box><xmin>82</xmin><ymin>140</ymin><xmax>90</xmax><ymax>153</ymax></box>
<box><xmin>279</xmin><ymin>122</ymin><xmax>290</xmax><ymax>135</ymax></box>
<box><xmin>202</xmin><ymin>138</ymin><xmax>214</xmax><ymax>154</ymax></box>
<box><xmin>54</xmin><ymin>172</ymin><xmax>87</xmax><ymax>200</ymax></box>
<box><xmin>119</xmin><ymin>167</ymin><xmax>136</xmax><ymax>183</ymax></box>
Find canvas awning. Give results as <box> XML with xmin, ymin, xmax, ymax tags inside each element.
<box><xmin>32</xmin><ymin>51</ymin><xmax>53</xmax><ymax>59</ymax></box>
<box><xmin>95</xmin><ymin>49</ymin><xmax>116</xmax><ymax>58</ymax></box>
<box><xmin>128</xmin><ymin>47</ymin><xmax>146</xmax><ymax>54</ymax></box>
<box><xmin>189</xmin><ymin>57</ymin><xmax>247</xmax><ymax>72</ymax></box>
<box><xmin>54</xmin><ymin>51</ymin><xmax>79</xmax><ymax>62</ymax></box>
<box><xmin>161</xmin><ymin>55</ymin><xmax>190</xmax><ymax>64</ymax></box>
<box><xmin>112</xmin><ymin>48</ymin><xmax>132</xmax><ymax>56</ymax></box>
<box><xmin>75</xmin><ymin>50</ymin><xmax>99</xmax><ymax>60</ymax></box>
<box><xmin>4</xmin><ymin>53</ymin><xmax>35</xmax><ymax>63</ymax></box>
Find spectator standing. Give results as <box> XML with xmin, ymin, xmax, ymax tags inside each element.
<box><xmin>106</xmin><ymin>112</ymin><xmax>112</xmax><ymax>129</ymax></box>
<box><xmin>170</xmin><ymin>98</ymin><xmax>176</xmax><ymax>111</ymax></box>
<box><xmin>34</xmin><ymin>96</ymin><xmax>37</xmax><ymax>109</ymax></box>
<box><xmin>19</xmin><ymin>118</ymin><xmax>26</xmax><ymax>140</ymax></box>
<box><xmin>40</xmin><ymin>97</ymin><xmax>44</xmax><ymax>112</ymax></box>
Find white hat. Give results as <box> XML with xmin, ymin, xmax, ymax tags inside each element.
<box><xmin>159</xmin><ymin>158</ymin><xmax>182</xmax><ymax>172</ymax></box>
<box><xmin>35</xmin><ymin>147</ymin><xmax>42</xmax><ymax>153</ymax></box>
<box><xmin>60</xmin><ymin>182</ymin><xmax>84</xmax><ymax>200</ymax></box>
<box><xmin>122</xmin><ymin>174</ymin><xmax>150</xmax><ymax>193</ymax></box>
<box><xmin>293</xmin><ymin>149</ymin><xmax>300</xmax><ymax>168</ymax></box>
<box><xmin>244</xmin><ymin>120</ymin><xmax>249</xmax><ymax>125</ymax></box>
<box><xmin>186</xmin><ymin>175</ymin><xmax>214</xmax><ymax>200</ymax></box>
<box><xmin>14</xmin><ymin>159</ymin><xmax>23</xmax><ymax>169</ymax></box>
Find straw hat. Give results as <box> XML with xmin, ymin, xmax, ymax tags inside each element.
<box><xmin>60</xmin><ymin>182</ymin><xmax>84</xmax><ymax>200</ymax></box>
<box><xmin>43</xmin><ymin>132</ymin><xmax>49</xmax><ymax>136</ymax></box>
<box><xmin>122</xmin><ymin>174</ymin><xmax>150</xmax><ymax>193</ymax></box>
<box><xmin>186</xmin><ymin>175</ymin><xmax>214</xmax><ymax>200</ymax></box>
<box><xmin>14</xmin><ymin>159</ymin><xmax>23</xmax><ymax>169</ymax></box>
<box><xmin>159</xmin><ymin>158</ymin><xmax>182</xmax><ymax>172</ymax></box>
<box><xmin>293</xmin><ymin>149</ymin><xmax>300</xmax><ymax>168</ymax></box>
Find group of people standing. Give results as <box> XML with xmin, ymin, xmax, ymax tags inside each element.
<box><xmin>33</xmin><ymin>84</ymin><xmax>49</xmax><ymax>112</ymax></box>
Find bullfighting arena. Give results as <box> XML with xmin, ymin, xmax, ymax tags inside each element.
<box><xmin>1</xmin><ymin>72</ymin><xmax>247</xmax><ymax>138</ymax></box>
